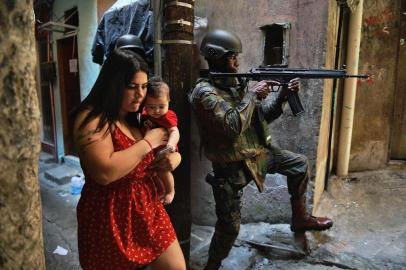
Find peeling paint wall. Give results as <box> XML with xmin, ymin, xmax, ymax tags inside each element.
<box><xmin>351</xmin><ymin>0</ymin><xmax>399</xmax><ymax>170</ymax></box>
<box><xmin>192</xmin><ymin>0</ymin><xmax>330</xmax><ymax>225</ymax></box>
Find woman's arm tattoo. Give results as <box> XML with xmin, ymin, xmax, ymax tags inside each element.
<box><xmin>75</xmin><ymin>129</ymin><xmax>99</xmax><ymax>154</ymax></box>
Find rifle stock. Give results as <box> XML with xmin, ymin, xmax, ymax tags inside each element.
<box><xmin>209</xmin><ymin>67</ymin><xmax>368</xmax><ymax>116</ymax></box>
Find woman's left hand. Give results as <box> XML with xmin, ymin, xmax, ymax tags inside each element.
<box><xmin>150</xmin><ymin>151</ymin><xmax>181</xmax><ymax>171</ymax></box>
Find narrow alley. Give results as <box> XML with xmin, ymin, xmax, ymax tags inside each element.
<box><xmin>2</xmin><ymin>0</ymin><xmax>405</xmax><ymax>269</ymax></box>
<box><xmin>39</xmin><ymin>152</ymin><xmax>406</xmax><ymax>270</ymax></box>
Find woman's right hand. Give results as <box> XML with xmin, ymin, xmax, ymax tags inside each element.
<box><xmin>143</xmin><ymin>127</ymin><xmax>168</xmax><ymax>149</ymax></box>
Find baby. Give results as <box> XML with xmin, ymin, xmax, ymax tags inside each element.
<box><xmin>142</xmin><ymin>77</ymin><xmax>180</xmax><ymax>204</ymax></box>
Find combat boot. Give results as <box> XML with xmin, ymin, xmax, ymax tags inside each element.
<box><xmin>290</xmin><ymin>197</ymin><xmax>333</xmax><ymax>232</ymax></box>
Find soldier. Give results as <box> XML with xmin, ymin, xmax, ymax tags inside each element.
<box><xmin>189</xmin><ymin>29</ymin><xmax>333</xmax><ymax>270</ymax></box>
<box><xmin>115</xmin><ymin>34</ymin><xmax>146</xmax><ymax>60</ymax></box>
<box><xmin>115</xmin><ymin>34</ymin><xmax>155</xmax><ymax>76</ymax></box>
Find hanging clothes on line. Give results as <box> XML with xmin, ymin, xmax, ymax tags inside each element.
<box><xmin>91</xmin><ymin>0</ymin><xmax>153</xmax><ymax>65</ymax></box>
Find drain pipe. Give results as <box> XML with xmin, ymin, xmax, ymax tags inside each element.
<box><xmin>152</xmin><ymin>0</ymin><xmax>162</xmax><ymax>76</ymax></box>
<box><xmin>336</xmin><ymin>0</ymin><xmax>364</xmax><ymax>176</ymax></box>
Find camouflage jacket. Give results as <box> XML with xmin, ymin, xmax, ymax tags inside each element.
<box><xmin>189</xmin><ymin>77</ymin><xmax>286</xmax><ymax>192</ymax></box>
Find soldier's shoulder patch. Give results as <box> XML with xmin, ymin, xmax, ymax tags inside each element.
<box><xmin>193</xmin><ymin>83</ymin><xmax>217</xmax><ymax>99</ymax></box>
<box><xmin>200</xmin><ymin>89</ymin><xmax>220</xmax><ymax>110</ymax></box>
<box><xmin>190</xmin><ymin>82</ymin><xmax>220</xmax><ymax>110</ymax></box>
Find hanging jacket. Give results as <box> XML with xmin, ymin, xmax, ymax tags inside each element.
<box><xmin>91</xmin><ymin>0</ymin><xmax>153</xmax><ymax>65</ymax></box>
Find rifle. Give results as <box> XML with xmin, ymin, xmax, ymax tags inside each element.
<box><xmin>210</xmin><ymin>67</ymin><xmax>369</xmax><ymax>116</ymax></box>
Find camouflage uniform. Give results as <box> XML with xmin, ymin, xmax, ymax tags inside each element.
<box><xmin>189</xmin><ymin>77</ymin><xmax>310</xmax><ymax>265</ymax></box>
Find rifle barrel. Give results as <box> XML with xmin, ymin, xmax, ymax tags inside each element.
<box><xmin>209</xmin><ymin>69</ymin><xmax>369</xmax><ymax>79</ymax></box>
<box><xmin>208</xmin><ymin>68</ymin><xmax>369</xmax><ymax>117</ymax></box>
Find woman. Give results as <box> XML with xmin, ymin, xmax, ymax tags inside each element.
<box><xmin>73</xmin><ymin>49</ymin><xmax>186</xmax><ymax>270</ymax></box>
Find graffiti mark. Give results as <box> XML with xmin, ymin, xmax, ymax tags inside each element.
<box><xmin>354</xmin><ymin>75</ymin><xmax>373</xmax><ymax>86</ymax></box>
<box><xmin>382</xmin><ymin>26</ymin><xmax>390</xmax><ymax>35</ymax></box>
<box><xmin>363</xmin><ymin>8</ymin><xmax>397</xmax><ymax>41</ymax></box>
<box><xmin>357</xmin><ymin>64</ymin><xmax>388</xmax><ymax>86</ymax></box>
<box><xmin>364</xmin><ymin>8</ymin><xmax>395</xmax><ymax>27</ymax></box>
<box><xmin>364</xmin><ymin>75</ymin><xmax>375</xmax><ymax>86</ymax></box>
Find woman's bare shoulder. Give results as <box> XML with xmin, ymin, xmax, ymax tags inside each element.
<box><xmin>74</xmin><ymin>108</ymin><xmax>93</xmax><ymax>127</ymax></box>
<box><xmin>74</xmin><ymin>109</ymin><xmax>99</xmax><ymax>134</ymax></box>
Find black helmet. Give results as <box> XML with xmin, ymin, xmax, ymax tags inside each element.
<box><xmin>200</xmin><ymin>29</ymin><xmax>242</xmax><ymax>59</ymax></box>
<box><xmin>115</xmin><ymin>34</ymin><xmax>145</xmax><ymax>56</ymax></box>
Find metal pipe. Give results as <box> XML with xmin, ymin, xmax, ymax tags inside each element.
<box><xmin>152</xmin><ymin>0</ymin><xmax>162</xmax><ymax>76</ymax></box>
<box><xmin>336</xmin><ymin>0</ymin><xmax>364</xmax><ymax>176</ymax></box>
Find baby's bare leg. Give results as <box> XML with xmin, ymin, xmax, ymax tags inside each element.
<box><xmin>157</xmin><ymin>171</ymin><xmax>175</xmax><ymax>204</ymax></box>
<box><xmin>153</xmin><ymin>176</ymin><xmax>166</xmax><ymax>201</ymax></box>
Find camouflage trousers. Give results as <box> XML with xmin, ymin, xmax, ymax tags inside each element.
<box><xmin>206</xmin><ymin>145</ymin><xmax>309</xmax><ymax>265</ymax></box>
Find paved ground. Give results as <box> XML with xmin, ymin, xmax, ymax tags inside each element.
<box><xmin>39</xmin><ymin>153</ymin><xmax>81</xmax><ymax>270</ymax></box>
<box><xmin>39</xmin><ymin>152</ymin><xmax>406</xmax><ymax>270</ymax></box>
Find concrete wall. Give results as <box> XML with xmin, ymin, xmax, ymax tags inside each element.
<box><xmin>51</xmin><ymin>0</ymin><xmax>99</xmax><ymax>159</ymax></box>
<box><xmin>350</xmin><ymin>0</ymin><xmax>399</xmax><ymax>170</ymax></box>
<box><xmin>191</xmin><ymin>0</ymin><xmax>331</xmax><ymax>226</ymax></box>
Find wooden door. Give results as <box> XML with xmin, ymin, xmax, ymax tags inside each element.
<box><xmin>57</xmin><ymin>36</ymin><xmax>81</xmax><ymax>155</ymax></box>
<box><xmin>390</xmin><ymin>0</ymin><xmax>406</xmax><ymax>160</ymax></box>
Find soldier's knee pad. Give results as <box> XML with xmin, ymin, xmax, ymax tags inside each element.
<box><xmin>292</xmin><ymin>154</ymin><xmax>309</xmax><ymax>178</ymax></box>
<box><xmin>296</xmin><ymin>154</ymin><xmax>309</xmax><ymax>168</ymax></box>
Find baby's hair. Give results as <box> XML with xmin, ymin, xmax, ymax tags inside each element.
<box><xmin>147</xmin><ymin>76</ymin><xmax>170</xmax><ymax>100</ymax></box>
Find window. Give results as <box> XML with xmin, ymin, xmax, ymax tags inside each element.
<box><xmin>261</xmin><ymin>23</ymin><xmax>290</xmax><ymax>66</ymax></box>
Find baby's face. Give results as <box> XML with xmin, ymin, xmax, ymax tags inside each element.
<box><xmin>144</xmin><ymin>95</ymin><xmax>169</xmax><ymax>118</ymax></box>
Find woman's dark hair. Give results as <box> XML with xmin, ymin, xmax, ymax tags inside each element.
<box><xmin>73</xmin><ymin>49</ymin><xmax>148</xmax><ymax>132</ymax></box>
<box><xmin>146</xmin><ymin>76</ymin><xmax>170</xmax><ymax>100</ymax></box>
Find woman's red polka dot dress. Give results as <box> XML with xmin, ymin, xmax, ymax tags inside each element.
<box><xmin>77</xmin><ymin>126</ymin><xmax>176</xmax><ymax>270</ymax></box>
